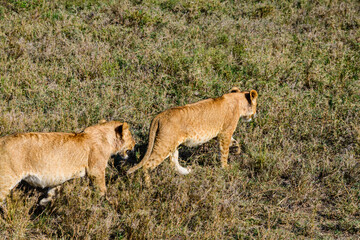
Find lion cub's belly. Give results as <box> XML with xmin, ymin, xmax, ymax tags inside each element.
<box><xmin>23</xmin><ymin>169</ymin><xmax>86</xmax><ymax>188</ymax></box>
<box><xmin>183</xmin><ymin>131</ymin><xmax>218</xmax><ymax>147</ymax></box>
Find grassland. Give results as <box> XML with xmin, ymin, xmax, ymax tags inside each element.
<box><xmin>0</xmin><ymin>0</ymin><xmax>359</xmax><ymax>239</ymax></box>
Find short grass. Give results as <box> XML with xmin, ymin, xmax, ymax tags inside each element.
<box><xmin>0</xmin><ymin>0</ymin><xmax>359</xmax><ymax>239</ymax></box>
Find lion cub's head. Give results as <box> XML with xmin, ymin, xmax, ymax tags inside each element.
<box><xmin>231</xmin><ymin>87</ymin><xmax>258</xmax><ymax>122</ymax></box>
<box><xmin>114</xmin><ymin>122</ymin><xmax>136</xmax><ymax>159</ymax></box>
<box><xmin>97</xmin><ymin>120</ymin><xmax>136</xmax><ymax>159</ymax></box>
<box><xmin>243</xmin><ymin>90</ymin><xmax>258</xmax><ymax>122</ymax></box>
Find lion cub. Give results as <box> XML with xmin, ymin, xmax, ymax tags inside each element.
<box><xmin>0</xmin><ymin>120</ymin><xmax>135</xmax><ymax>206</ymax></box>
<box><xmin>127</xmin><ymin>87</ymin><xmax>258</xmax><ymax>183</ymax></box>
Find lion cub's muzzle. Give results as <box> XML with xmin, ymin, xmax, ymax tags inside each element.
<box><xmin>242</xmin><ymin>113</ymin><xmax>257</xmax><ymax>122</ymax></box>
<box><xmin>115</xmin><ymin>148</ymin><xmax>135</xmax><ymax>160</ymax></box>
<box><xmin>124</xmin><ymin>149</ymin><xmax>134</xmax><ymax>160</ymax></box>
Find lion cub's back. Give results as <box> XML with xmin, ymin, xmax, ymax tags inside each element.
<box><xmin>0</xmin><ymin>132</ymin><xmax>90</xmax><ymax>180</ymax></box>
<box><xmin>162</xmin><ymin>97</ymin><xmax>229</xmax><ymax>147</ymax></box>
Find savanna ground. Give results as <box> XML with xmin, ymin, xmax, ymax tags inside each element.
<box><xmin>0</xmin><ymin>0</ymin><xmax>359</xmax><ymax>239</ymax></box>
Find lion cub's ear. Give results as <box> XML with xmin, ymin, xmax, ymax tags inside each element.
<box><xmin>122</xmin><ymin>122</ymin><xmax>129</xmax><ymax>131</ymax></box>
<box><xmin>115</xmin><ymin>122</ymin><xmax>129</xmax><ymax>139</ymax></box>
<box><xmin>250</xmin><ymin>90</ymin><xmax>258</xmax><ymax>101</ymax></box>
<box><xmin>230</xmin><ymin>87</ymin><xmax>241</xmax><ymax>93</ymax></box>
<box><xmin>98</xmin><ymin>119</ymin><xmax>107</xmax><ymax>124</ymax></box>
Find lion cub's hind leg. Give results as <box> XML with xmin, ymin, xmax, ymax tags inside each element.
<box><xmin>0</xmin><ymin>173</ymin><xmax>22</xmax><ymax>216</ymax></box>
<box><xmin>170</xmin><ymin>149</ymin><xmax>191</xmax><ymax>175</ymax></box>
<box><xmin>0</xmin><ymin>174</ymin><xmax>21</xmax><ymax>205</ymax></box>
<box><xmin>142</xmin><ymin>145</ymin><xmax>173</xmax><ymax>186</ymax></box>
<box><xmin>0</xmin><ymin>185</ymin><xmax>11</xmax><ymax>205</ymax></box>
<box><xmin>0</xmin><ymin>185</ymin><xmax>11</xmax><ymax>215</ymax></box>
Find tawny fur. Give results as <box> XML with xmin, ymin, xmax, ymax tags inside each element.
<box><xmin>0</xmin><ymin>120</ymin><xmax>135</xmax><ymax>205</ymax></box>
<box><xmin>127</xmin><ymin>87</ymin><xmax>258</xmax><ymax>184</ymax></box>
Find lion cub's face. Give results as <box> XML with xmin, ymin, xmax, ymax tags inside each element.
<box><xmin>114</xmin><ymin>122</ymin><xmax>136</xmax><ymax>159</ymax></box>
<box><xmin>242</xmin><ymin>90</ymin><xmax>258</xmax><ymax>122</ymax></box>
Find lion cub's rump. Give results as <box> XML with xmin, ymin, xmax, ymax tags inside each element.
<box><xmin>127</xmin><ymin>87</ymin><xmax>258</xmax><ymax>184</ymax></box>
<box><xmin>0</xmin><ymin>120</ymin><xmax>135</xmax><ymax>206</ymax></box>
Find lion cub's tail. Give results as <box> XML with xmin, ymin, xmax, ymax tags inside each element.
<box><xmin>127</xmin><ymin>117</ymin><xmax>159</xmax><ymax>175</ymax></box>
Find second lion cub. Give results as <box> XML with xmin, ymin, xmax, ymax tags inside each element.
<box><xmin>127</xmin><ymin>87</ymin><xmax>258</xmax><ymax>183</ymax></box>
<box><xmin>0</xmin><ymin>120</ymin><xmax>135</xmax><ymax>206</ymax></box>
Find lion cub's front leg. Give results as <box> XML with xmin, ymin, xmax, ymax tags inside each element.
<box><xmin>87</xmin><ymin>157</ymin><xmax>107</xmax><ymax>195</ymax></box>
<box><xmin>88</xmin><ymin>170</ymin><xmax>106</xmax><ymax>195</ymax></box>
<box><xmin>170</xmin><ymin>149</ymin><xmax>191</xmax><ymax>175</ymax></box>
<box><xmin>219</xmin><ymin>133</ymin><xmax>233</xmax><ymax>168</ymax></box>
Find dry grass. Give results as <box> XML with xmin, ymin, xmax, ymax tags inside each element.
<box><xmin>0</xmin><ymin>0</ymin><xmax>359</xmax><ymax>239</ymax></box>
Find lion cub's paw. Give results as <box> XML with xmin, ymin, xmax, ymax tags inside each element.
<box><xmin>181</xmin><ymin>167</ymin><xmax>192</xmax><ymax>175</ymax></box>
<box><xmin>39</xmin><ymin>197</ymin><xmax>52</xmax><ymax>206</ymax></box>
<box><xmin>221</xmin><ymin>163</ymin><xmax>230</xmax><ymax>169</ymax></box>
<box><xmin>223</xmin><ymin>164</ymin><xmax>235</xmax><ymax>170</ymax></box>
